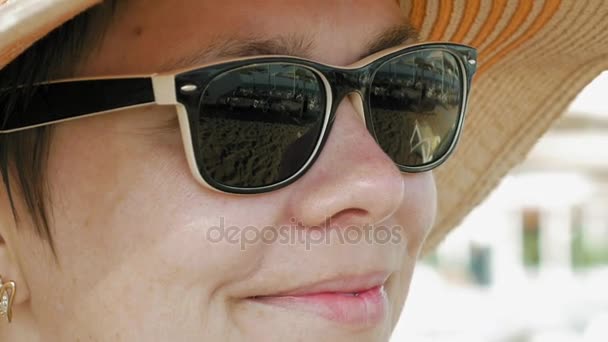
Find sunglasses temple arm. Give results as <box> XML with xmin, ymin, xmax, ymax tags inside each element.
<box><xmin>151</xmin><ymin>74</ymin><xmax>178</xmax><ymax>105</ymax></box>
<box><xmin>0</xmin><ymin>76</ymin><xmax>166</xmax><ymax>133</ymax></box>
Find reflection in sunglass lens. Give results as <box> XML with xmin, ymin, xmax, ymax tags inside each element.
<box><xmin>369</xmin><ymin>50</ymin><xmax>463</xmax><ymax>167</ymax></box>
<box><xmin>196</xmin><ymin>63</ymin><xmax>326</xmax><ymax>188</ymax></box>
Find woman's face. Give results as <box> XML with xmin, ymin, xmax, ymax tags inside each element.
<box><xmin>2</xmin><ymin>0</ymin><xmax>437</xmax><ymax>340</ymax></box>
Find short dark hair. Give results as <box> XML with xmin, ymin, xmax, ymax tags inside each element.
<box><xmin>0</xmin><ymin>0</ymin><xmax>119</xmax><ymax>255</ymax></box>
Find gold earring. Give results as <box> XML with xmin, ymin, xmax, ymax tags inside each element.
<box><xmin>0</xmin><ymin>275</ymin><xmax>16</xmax><ymax>323</ymax></box>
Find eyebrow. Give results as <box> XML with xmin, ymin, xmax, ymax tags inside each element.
<box><xmin>160</xmin><ymin>22</ymin><xmax>419</xmax><ymax>71</ymax></box>
<box><xmin>365</xmin><ymin>23</ymin><xmax>419</xmax><ymax>57</ymax></box>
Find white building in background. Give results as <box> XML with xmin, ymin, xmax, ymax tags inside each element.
<box><xmin>436</xmin><ymin>72</ymin><xmax>608</xmax><ymax>285</ymax></box>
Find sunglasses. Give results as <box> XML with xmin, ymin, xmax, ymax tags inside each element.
<box><xmin>0</xmin><ymin>42</ymin><xmax>477</xmax><ymax>194</ymax></box>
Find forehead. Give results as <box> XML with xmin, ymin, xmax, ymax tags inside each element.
<box><xmin>79</xmin><ymin>0</ymin><xmax>408</xmax><ymax>76</ymax></box>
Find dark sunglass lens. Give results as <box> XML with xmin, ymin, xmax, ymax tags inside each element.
<box><xmin>369</xmin><ymin>50</ymin><xmax>463</xmax><ymax>168</ymax></box>
<box><xmin>197</xmin><ymin>63</ymin><xmax>326</xmax><ymax>189</ymax></box>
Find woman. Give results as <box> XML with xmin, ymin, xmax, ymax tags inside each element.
<box><xmin>0</xmin><ymin>0</ymin><xmax>606</xmax><ymax>341</ymax></box>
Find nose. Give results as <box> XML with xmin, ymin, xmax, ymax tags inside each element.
<box><xmin>283</xmin><ymin>95</ymin><xmax>405</xmax><ymax>228</ymax></box>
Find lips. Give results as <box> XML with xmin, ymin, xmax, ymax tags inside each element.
<box><xmin>247</xmin><ymin>272</ymin><xmax>390</xmax><ymax>327</ymax></box>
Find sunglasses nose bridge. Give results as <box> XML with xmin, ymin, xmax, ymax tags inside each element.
<box><xmin>326</xmin><ymin>69</ymin><xmax>368</xmax><ymax>125</ymax></box>
<box><xmin>331</xmin><ymin>69</ymin><xmax>369</xmax><ymax>105</ymax></box>
<box><xmin>347</xmin><ymin>93</ymin><xmax>366</xmax><ymax>124</ymax></box>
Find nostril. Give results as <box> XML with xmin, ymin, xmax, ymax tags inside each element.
<box><xmin>327</xmin><ymin>208</ymin><xmax>368</xmax><ymax>228</ymax></box>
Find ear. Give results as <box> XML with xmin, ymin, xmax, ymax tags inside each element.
<box><xmin>0</xmin><ymin>182</ymin><xmax>47</xmax><ymax>339</ymax></box>
<box><xmin>0</xmin><ymin>190</ymin><xmax>31</xmax><ymax>306</ymax></box>
<box><xmin>0</xmin><ymin>238</ymin><xmax>29</xmax><ymax>307</ymax></box>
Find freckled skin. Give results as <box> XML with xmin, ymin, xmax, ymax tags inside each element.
<box><xmin>0</xmin><ymin>1</ymin><xmax>437</xmax><ymax>341</ymax></box>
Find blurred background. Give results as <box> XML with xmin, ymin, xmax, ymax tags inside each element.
<box><xmin>392</xmin><ymin>71</ymin><xmax>608</xmax><ymax>342</ymax></box>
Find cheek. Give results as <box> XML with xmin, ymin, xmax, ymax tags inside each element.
<box><xmin>397</xmin><ymin>172</ymin><xmax>437</xmax><ymax>257</ymax></box>
<box><xmin>45</xmin><ymin>113</ymin><xmax>188</xmax><ymax>271</ymax></box>
<box><xmin>388</xmin><ymin>172</ymin><xmax>436</xmax><ymax>320</ymax></box>
<box><xmin>36</xmin><ymin>110</ymin><xmax>274</xmax><ymax>323</ymax></box>
<box><xmin>41</xmin><ymin>113</ymin><xmax>192</xmax><ymax>299</ymax></box>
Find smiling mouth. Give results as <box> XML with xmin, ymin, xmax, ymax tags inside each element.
<box><xmin>246</xmin><ymin>273</ymin><xmax>390</xmax><ymax>327</ymax></box>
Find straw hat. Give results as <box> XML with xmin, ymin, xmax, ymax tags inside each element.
<box><xmin>1</xmin><ymin>0</ymin><xmax>607</xmax><ymax>253</ymax></box>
